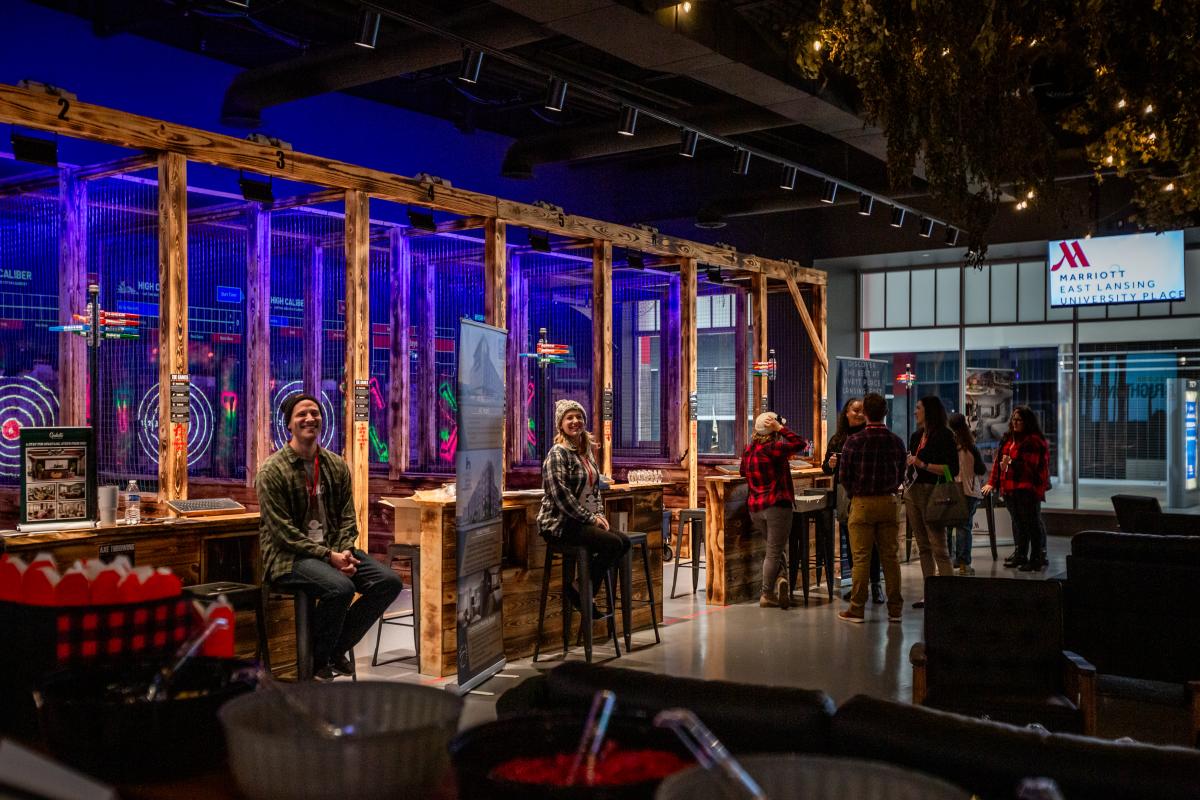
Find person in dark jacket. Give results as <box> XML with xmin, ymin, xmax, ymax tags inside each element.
<box><xmin>825</xmin><ymin>397</ymin><xmax>884</xmax><ymax>605</ymax></box>
<box><xmin>904</xmin><ymin>395</ymin><xmax>959</xmax><ymax>608</ymax></box>
<box><xmin>740</xmin><ymin>411</ymin><xmax>808</xmax><ymax>609</ymax></box>
<box><xmin>982</xmin><ymin>405</ymin><xmax>1051</xmax><ymax>571</ymax></box>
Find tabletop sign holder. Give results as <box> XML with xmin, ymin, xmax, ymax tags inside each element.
<box><xmin>46</xmin><ymin>283</ymin><xmax>141</xmax><ymax>525</ymax></box>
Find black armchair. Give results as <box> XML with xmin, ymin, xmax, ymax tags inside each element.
<box><xmin>910</xmin><ymin>576</ymin><xmax>1096</xmax><ymax>735</ymax></box>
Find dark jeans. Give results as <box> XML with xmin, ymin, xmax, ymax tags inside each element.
<box><xmin>558</xmin><ymin>521</ymin><xmax>631</xmax><ymax>593</ymax></box>
<box><xmin>1005</xmin><ymin>491</ymin><xmax>1047</xmax><ymax>562</ymax></box>
<box><xmin>276</xmin><ymin>548</ymin><xmax>403</xmax><ymax>671</ymax></box>
<box><xmin>946</xmin><ymin>496</ymin><xmax>982</xmax><ymax>566</ymax></box>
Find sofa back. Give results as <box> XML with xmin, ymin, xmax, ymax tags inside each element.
<box><xmin>1066</xmin><ymin>531</ymin><xmax>1200</xmax><ymax>683</ymax></box>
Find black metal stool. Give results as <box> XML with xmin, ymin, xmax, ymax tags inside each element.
<box><xmin>270</xmin><ymin>584</ymin><xmax>357</xmax><ymax>682</ymax></box>
<box><xmin>371</xmin><ymin>542</ymin><xmax>420</xmax><ymax>668</ymax></box>
<box><xmin>661</xmin><ymin>510</ymin><xmax>674</xmax><ymax>561</ymax></box>
<box><xmin>616</xmin><ymin>531</ymin><xmax>661</xmax><ymax>651</ymax></box>
<box><xmin>788</xmin><ymin>497</ymin><xmax>836</xmax><ymax>606</ymax></box>
<box><xmin>183</xmin><ymin>581</ymin><xmax>271</xmax><ymax>669</ymax></box>
<box><xmin>533</xmin><ymin>537</ymin><xmax>621</xmax><ymax>664</ymax></box>
<box><xmin>670</xmin><ymin>509</ymin><xmax>706</xmax><ymax>599</ymax></box>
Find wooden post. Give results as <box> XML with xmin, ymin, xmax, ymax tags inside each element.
<box><xmin>388</xmin><ymin>229</ymin><xmax>411</xmax><ymax>477</ymax></box>
<box><xmin>664</xmin><ymin>277</ymin><xmax>683</xmax><ymax>464</ymax></box>
<box><xmin>244</xmin><ymin>205</ymin><xmax>272</xmax><ymax>483</ymax></box>
<box><xmin>592</xmin><ymin>239</ymin><xmax>613</xmax><ymax>477</ymax></box>
<box><xmin>484</xmin><ymin>218</ymin><xmax>507</xmax><ymax>485</ymax></box>
<box><xmin>811</xmin><ymin>283</ymin><xmax>828</xmax><ymax>461</ymax></box>
<box><xmin>57</xmin><ymin>168</ymin><xmax>87</xmax><ymax>428</ymax></box>
<box><xmin>680</xmin><ymin>258</ymin><xmax>698</xmax><ymax>508</ymax></box>
<box><xmin>343</xmin><ymin>190</ymin><xmax>371</xmax><ymax>548</ymax></box>
<box><xmin>506</xmin><ymin>255</ymin><xmax>529</xmax><ymax>471</ymax></box>
<box><xmin>302</xmin><ymin>245</ymin><xmax>324</xmax><ymax>400</ymax></box>
<box><xmin>733</xmin><ymin>287</ymin><xmax>748</xmax><ymax>457</ymax></box>
<box><xmin>414</xmin><ymin>255</ymin><xmax>438</xmax><ymax>469</ymax></box>
<box><xmin>751</xmin><ymin>274</ymin><xmax>768</xmax><ymax>418</ymax></box>
<box><xmin>157</xmin><ymin>152</ymin><xmax>188</xmax><ymax>502</ymax></box>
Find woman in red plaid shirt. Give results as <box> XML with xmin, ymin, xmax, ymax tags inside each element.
<box><xmin>981</xmin><ymin>406</ymin><xmax>1051</xmax><ymax>571</ymax></box>
<box><xmin>740</xmin><ymin>411</ymin><xmax>809</xmax><ymax>609</ymax></box>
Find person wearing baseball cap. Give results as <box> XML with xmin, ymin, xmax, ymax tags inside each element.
<box><xmin>536</xmin><ymin>398</ymin><xmax>630</xmax><ymax>613</ymax></box>
<box><xmin>255</xmin><ymin>392</ymin><xmax>402</xmax><ymax>680</ymax></box>
<box><xmin>740</xmin><ymin>411</ymin><xmax>809</xmax><ymax>609</ymax></box>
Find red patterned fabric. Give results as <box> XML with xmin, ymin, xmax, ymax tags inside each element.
<box><xmin>740</xmin><ymin>427</ymin><xmax>808</xmax><ymax>513</ymax></box>
<box><xmin>988</xmin><ymin>433</ymin><xmax>1051</xmax><ymax>501</ymax></box>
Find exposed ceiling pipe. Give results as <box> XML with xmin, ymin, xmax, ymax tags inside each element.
<box><xmin>221</xmin><ymin>10</ymin><xmax>550</xmax><ymax>127</ymax></box>
<box><xmin>501</xmin><ymin>105</ymin><xmax>796</xmax><ymax>178</ymax></box>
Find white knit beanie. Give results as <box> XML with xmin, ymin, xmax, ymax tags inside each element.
<box><xmin>555</xmin><ymin>399</ymin><xmax>587</xmax><ymax>434</ymax></box>
<box><xmin>754</xmin><ymin>411</ymin><xmax>784</xmax><ymax>434</ymax></box>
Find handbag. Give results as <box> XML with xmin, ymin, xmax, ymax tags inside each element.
<box><xmin>835</xmin><ymin>483</ymin><xmax>850</xmax><ymax>523</ymax></box>
<box><xmin>924</xmin><ymin>465</ymin><xmax>969</xmax><ymax>527</ymax></box>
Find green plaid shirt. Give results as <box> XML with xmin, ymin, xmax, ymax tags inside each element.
<box><xmin>255</xmin><ymin>444</ymin><xmax>358</xmax><ymax>582</ymax></box>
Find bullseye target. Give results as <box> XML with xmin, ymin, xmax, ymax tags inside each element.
<box><xmin>271</xmin><ymin>381</ymin><xmax>338</xmax><ymax>450</ymax></box>
<box><xmin>0</xmin><ymin>376</ymin><xmax>60</xmax><ymax>476</ymax></box>
<box><xmin>136</xmin><ymin>383</ymin><xmax>215</xmax><ymax>466</ymax></box>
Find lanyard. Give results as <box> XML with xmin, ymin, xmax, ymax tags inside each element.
<box><xmin>306</xmin><ymin>452</ymin><xmax>321</xmax><ymax>501</ymax></box>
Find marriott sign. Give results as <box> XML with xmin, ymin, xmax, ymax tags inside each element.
<box><xmin>1047</xmin><ymin>230</ymin><xmax>1185</xmax><ymax>308</ymax></box>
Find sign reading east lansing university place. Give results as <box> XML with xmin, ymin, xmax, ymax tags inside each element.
<box><xmin>454</xmin><ymin>318</ymin><xmax>508</xmax><ymax>694</ymax></box>
<box><xmin>18</xmin><ymin>427</ymin><xmax>93</xmax><ymax>530</ymax></box>
<box><xmin>1048</xmin><ymin>229</ymin><xmax>1185</xmax><ymax>307</ymax></box>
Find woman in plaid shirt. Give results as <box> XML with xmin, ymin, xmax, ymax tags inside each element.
<box><xmin>982</xmin><ymin>406</ymin><xmax>1051</xmax><ymax>571</ymax></box>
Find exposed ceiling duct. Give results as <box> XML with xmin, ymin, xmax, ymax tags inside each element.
<box><xmin>221</xmin><ymin>9</ymin><xmax>551</xmax><ymax>128</ymax></box>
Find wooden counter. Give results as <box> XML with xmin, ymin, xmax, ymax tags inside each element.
<box><xmin>1</xmin><ymin>514</ymin><xmax>299</xmax><ymax>676</ymax></box>
<box><xmin>379</xmin><ymin>485</ymin><xmax>665</xmax><ymax>677</ymax></box>
<box><xmin>703</xmin><ymin>467</ymin><xmax>831</xmax><ymax>605</ymax></box>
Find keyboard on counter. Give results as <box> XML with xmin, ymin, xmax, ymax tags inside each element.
<box><xmin>164</xmin><ymin>497</ymin><xmax>247</xmax><ymax>517</ymax></box>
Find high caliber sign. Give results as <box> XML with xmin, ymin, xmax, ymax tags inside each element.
<box><xmin>1048</xmin><ymin>230</ymin><xmax>1185</xmax><ymax>307</ymax></box>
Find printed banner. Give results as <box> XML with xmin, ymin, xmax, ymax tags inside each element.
<box><xmin>835</xmin><ymin>357</ymin><xmax>890</xmax><ymax>415</ymax></box>
<box><xmin>19</xmin><ymin>427</ymin><xmax>93</xmax><ymax>528</ymax></box>
<box><xmin>1047</xmin><ymin>229</ymin><xmax>1184</xmax><ymax>307</ymax></box>
<box><xmin>455</xmin><ymin>319</ymin><xmax>508</xmax><ymax>693</ymax></box>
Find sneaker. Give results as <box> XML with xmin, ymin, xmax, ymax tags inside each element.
<box><xmin>1003</xmin><ymin>553</ymin><xmax>1026</xmax><ymax>568</ymax></box>
<box><xmin>760</xmin><ymin>594</ymin><xmax>779</xmax><ymax>608</ymax></box>
<box><xmin>837</xmin><ymin>610</ymin><xmax>865</xmax><ymax>624</ymax></box>
<box><xmin>958</xmin><ymin>564</ymin><xmax>975</xmax><ymax>576</ymax></box>
<box><xmin>888</xmin><ymin>614</ymin><xmax>902</xmax><ymax>623</ymax></box>
<box><xmin>911</xmin><ymin>599</ymin><xmax>925</xmax><ymax>609</ymax></box>
<box><xmin>775</xmin><ymin>576</ymin><xmax>791</xmax><ymax>610</ymax></box>
<box><xmin>330</xmin><ymin>653</ymin><xmax>355</xmax><ymax>677</ymax></box>
<box><xmin>313</xmin><ymin>665</ymin><xmax>337</xmax><ymax>682</ymax></box>
<box><xmin>871</xmin><ymin>583</ymin><xmax>885</xmax><ymax>605</ymax></box>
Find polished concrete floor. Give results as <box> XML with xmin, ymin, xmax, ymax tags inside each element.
<box><xmin>351</xmin><ymin>531</ymin><xmax>1192</xmax><ymax>747</ymax></box>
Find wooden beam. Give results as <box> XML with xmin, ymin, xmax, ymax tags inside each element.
<box><xmin>157</xmin><ymin>152</ymin><xmax>188</xmax><ymax>502</ymax></box>
<box><xmin>785</xmin><ymin>275</ymin><xmax>829</xmax><ymax>372</ymax></box>
<box><xmin>0</xmin><ymin>152</ymin><xmax>155</xmax><ymax>198</ymax></box>
<box><xmin>245</xmin><ymin>205</ymin><xmax>271</xmax><ymax>484</ymax></box>
<box><xmin>302</xmin><ymin>246</ymin><xmax>323</xmax><ymax>399</ymax></box>
<box><xmin>592</xmin><ymin>240</ymin><xmax>614</xmax><ymax>477</ymax></box>
<box><xmin>388</xmin><ymin>229</ymin><xmax>411</xmax><ymax>477</ymax></box>
<box><xmin>751</xmin><ymin>274</ymin><xmax>768</xmax><ymax>417</ymax></box>
<box><xmin>57</xmin><ymin>168</ymin><xmax>87</xmax><ymax>428</ymax></box>
<box><xmin>811</xmin><ymin>283</ymin><xmax>828</xmax><ymax>461</ymax></box>
<box><xmin>415</xmin><ymin>255</ymin><xmax>438</xmax><ymax>469</ymax></box>
<box><xmin>506</xmin><ymin>256</ymin><xmax>529</xmax><ymax>472</ymax></box>
<box><xmin>343</xmin><ymin>190</ymin><xmax>371</xmax><ymax>549</ymax></box>
<box><xmin>680</xmin><ymin>258</ymin><xmax>699</xmax><ymax>508</ymax></box>
<box><xmin>664</xmin><ymin>277</ymin><xmax>683</xmax><ymax>464</ymax></box>
<box><xmin>734</xmin><ymin>286</ymin><xmax>748</xmax><ymax>457</ymax></box>
<box><xmin>484</xmin><ymin>219</ymin><xmax>507</xmax><ymax>328</ymax></box>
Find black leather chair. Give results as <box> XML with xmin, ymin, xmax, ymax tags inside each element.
<box><xmin>1065</xmin><ymin>530</ymin><xmax>1200</xmax><ymax>746</ymax></box>
<box><xmin>496</xmin><ymin>661</ymin><xmax>836</xmax><ymax>755</ymax></box>
<box><xmin>1111</xmin><ymin>494</ymin><xmax>1165</xmax><ymax>533</ymax></box>
<box><xmin>833</xmin><ymin>694</ymin><xmax>1200</xmax><ymax>800</ymax></box>
<box><xmin>910</xmin><ymin>576</ymin><xmax>1096</xmax><ymax>735</ymax></box>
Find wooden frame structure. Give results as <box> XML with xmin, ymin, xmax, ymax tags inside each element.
<box><xmin>0</xmin><ymin>83</ymin><xmax>827</xmax><ymax>537</ymax></box>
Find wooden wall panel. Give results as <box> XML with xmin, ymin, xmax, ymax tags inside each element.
<box><xmin>244</xmin><ymin>206</ymin><xmax>271</xmax><ymax>483</ymax></box>
<box><xmin>157</xmin><ymin>152</ymin><xmax>188</xmax><ymax>502</ymax></box>
<box><xmin>812</xmin><ymin>284</ymin><xmax>828</xmax><ymax>460</ymax></box>
<box><xmin>592</xmin><ymin>240</ymin><xmax>613</xmax><ymax>477</ymax></box>
<box><xmin>388</xmin><ymin>229</ymin><xmax>411</xmax><ymax>477</ymax></box>
<box><xmin>343</xmin><ymin>190</ymin><xmax>371</xmax><ymax>548</ymax></box>
<box><xmin>57</xmin><ymin>168</ymin><xmax>87</xmax><ymax>428</ymax></box>
<box><xmin>751</xmin><ymin>274</ymin><xmax>768</xmax><ymax>418</ymax></box>
<box><xmin>680</xmin><ymin>258</ymin><xmax>698</xmax><ymax>508</ymax></box>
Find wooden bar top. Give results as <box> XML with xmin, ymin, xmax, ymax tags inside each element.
<box><xmin>379</xmin><ymin>483</ymin><xmax>668</xmax><ymax>509</ymax></box>
<box><xmin>1</xmin><ymin>513</ymin><xmax>261</xmax><ymax>549</ymax></box>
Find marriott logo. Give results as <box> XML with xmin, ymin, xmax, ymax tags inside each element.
<box><xmin>1051</xmin><ymin>240</ymin><xmax>1090</xmax><ymax>271</ymax></box>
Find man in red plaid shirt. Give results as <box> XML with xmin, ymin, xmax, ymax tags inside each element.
<box><xmin>740</xmin><ymin>411</ymin><xmax>808</xmax><ymax>609</ymax></box>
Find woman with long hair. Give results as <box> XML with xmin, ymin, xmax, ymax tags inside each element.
<box><xmin>536</xmin><ymin>399</ymin><xmax>630</xmax><ymax>608</ymax></box>
<box><xmin>947</xmin><ymin>412</ymin><xmax>986</xmax><ymax>575</ymax></box>
<box><xmin>741</xmin><ymin>411</ymin><xmax>809</xmax><ymax>609</ymax></box>
<box><xmin>982</xmin><ymin>406</ymin><xmax>1051</xmax><ymax>571</ymax></box>
<box><xmin>825</xmin><ymin>397</ymin><xmax>884</xmax><ymax>604</ymax></box>
<box><xmin>904</xmin><ymin>396</ymin><xmax>959</xmax><ymax>607</ymax></box>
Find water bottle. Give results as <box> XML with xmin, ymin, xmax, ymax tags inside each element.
<box><xmin>124</xmin><ymin>480</ymin><xmax>141</xmax><ymax>525</ymax></box>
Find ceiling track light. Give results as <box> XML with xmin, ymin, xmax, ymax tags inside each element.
<box><xmin>820</xmin><ymin>180</ymin><xmax>838</xmax><ymax>204</ymax></box>
<box><xmin>355</xmin><ymin>8</ymin><xmax>381</xmax><ymax>48</ymax></box>
<box><xmin>706</xmin><ymin>267</ymin><xmax>725</xmax><ymax>284</ymax></box>
<box><xmin>779</xmin><ymin>164</ymin><xmax>798</xmax><ymax>191</ymax></box>
<box><xmin>407</xmin><ymin>207</ymin><xmax>437</xmax><ymax>232</ymax></box>
<box><xmin>944</xmin><ymin>226</ymin><xmax>959</xmax><ymax>246</ymax></box>
<box><xmin>238</xmin><ymin>172</ymin><xmax>273</xmax><ymax>203</ymax></box>
<box><xmin>545</xmin><ymin>76</ymin><xmax>568</xmax><ymax>112</ymax></box>
<box><xmin>627</xmin><ymin>251</ymin><xmax>645</xmax><ymax>270</ymax></box>
<box><xmin>857</xmin><ymin>193</ymin><xmax>874</xmax><ymax>216</ymax></box>
<box><xmin>733</xmin><ymin>148</ymin><xmax>752</xmax><ymax>176</ymax></box>
<box><xmin>889</xmin><ymin>206</ymin><xmax>906</xmax><ymax>228</ymax></box>
<box><xmin>529</xmin><ymin>230</ymin><xmax>552</xmax><ymax>252</ymax></box>
<box><xmin>679</xmin><ymin>128</ymin><xmax>699</xmax><ymax>158</ymax></box>
<box><xmin>918</xmin><ymin>217</ymin><xmax>935</xmax><ymax>238</ymax></box>
<box><xmin>459</xmin><ymin>47</ymin><xmax>484</xmax><ymax>83</ymax></box>
<box><xmin>618</xmin><ymin>105</ymin><xmax>639</xmax><ymax>137</ymax></box>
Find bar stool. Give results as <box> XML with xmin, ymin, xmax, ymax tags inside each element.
<box><xmin>370</xmin><ymin>542</ymin><xmax>420</xmax><ymax>668</ymax></box>
<box><xmin>270</xmin><ymin>584</ymin><xmax>357</xmax><ymax>682</ymax></box>
<box><xmin>982</xmin><ymin>491</ymin><xmax>999</xmax><ymax>561</ymax></box>
<box><xmin>533</xmin><ymin>536</ymin><xmax>621</xmax><ymax>664</ymax></box>
<box><xmin>788</xmin><ymin>496</ymin><xmax>836</xmax><ymax>606</ymax></box>
<box><xmin>183</xmin><ymin>581</ymin><xmax>271</xmax><ymax>669</ymax></box>
<box><xmin>616</xmin><ymin>531</ymin><xmax>661</xmax><ymax>651</ymax></box>
<box><xmin>670</xmin><ymin>510</ymin><xmax>706</xmax><ymax>599</ymax></box>
<box><xmin>661</xmin><ymin>510</ymin><xmax>674</xmax><ymax>561</ymax></box>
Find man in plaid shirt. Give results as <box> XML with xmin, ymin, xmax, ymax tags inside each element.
<box><xmin>837</xmin><ymin>393</ymin><xmax>907</xmax><ymax>624</ymax></box>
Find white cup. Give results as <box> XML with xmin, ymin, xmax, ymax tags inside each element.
<box><xmin>98</xmin><ymin>485</ymin><xmax>118</xmax><ymax>525</ymax></box>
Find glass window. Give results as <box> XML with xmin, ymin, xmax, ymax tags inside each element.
<box><xmin>861</xmin><ymin>272</ymin><xmax>885</xmax><ymax>329</ymax></box>
<box><xmin>885</xmin><ymin>271</ymin><xmax>910</xmax><ymax>328</ymax></box>
<box><xmin>964</xmin><ymin>266</ymin><xmax>989</xmax><ymax>324</ymax></box>
<box><xmin>990</xmin><ymin>263</ymin><xmax>1017</xmax><ymax>324</ymax></box>
<box><xmin>614</xmin><ymin>268</ymin><xmax>671</xmax><ymax>457</ymax></box>
<box><xmin>936</xmin><ymin>267</ymin><xmax>960</xmax><ymax>326</ymax></box>
<box><xmin>910</xmin><ymin>269</ymin><xmax>935</xmax><ymax>327</ymax></box>
<box><xmin>1171</xmin><ymin>252</ymin><xmax>1200</xmax><ymax>315</ymax></box>
<box><xmin>696</xmin><ymin>281</ymin><xmax>741</xmax><ymax>455</ymax></box>
<box><xmin>1017</xmin><ymin>261</ymin><xmax>1045</xmax><ymax>322</ymax></box>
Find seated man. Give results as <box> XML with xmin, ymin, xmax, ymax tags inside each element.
<box><xmin>256</xmin><ymin>393</ymin><xmax>402</xmax><ymax>680</ymax></box>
